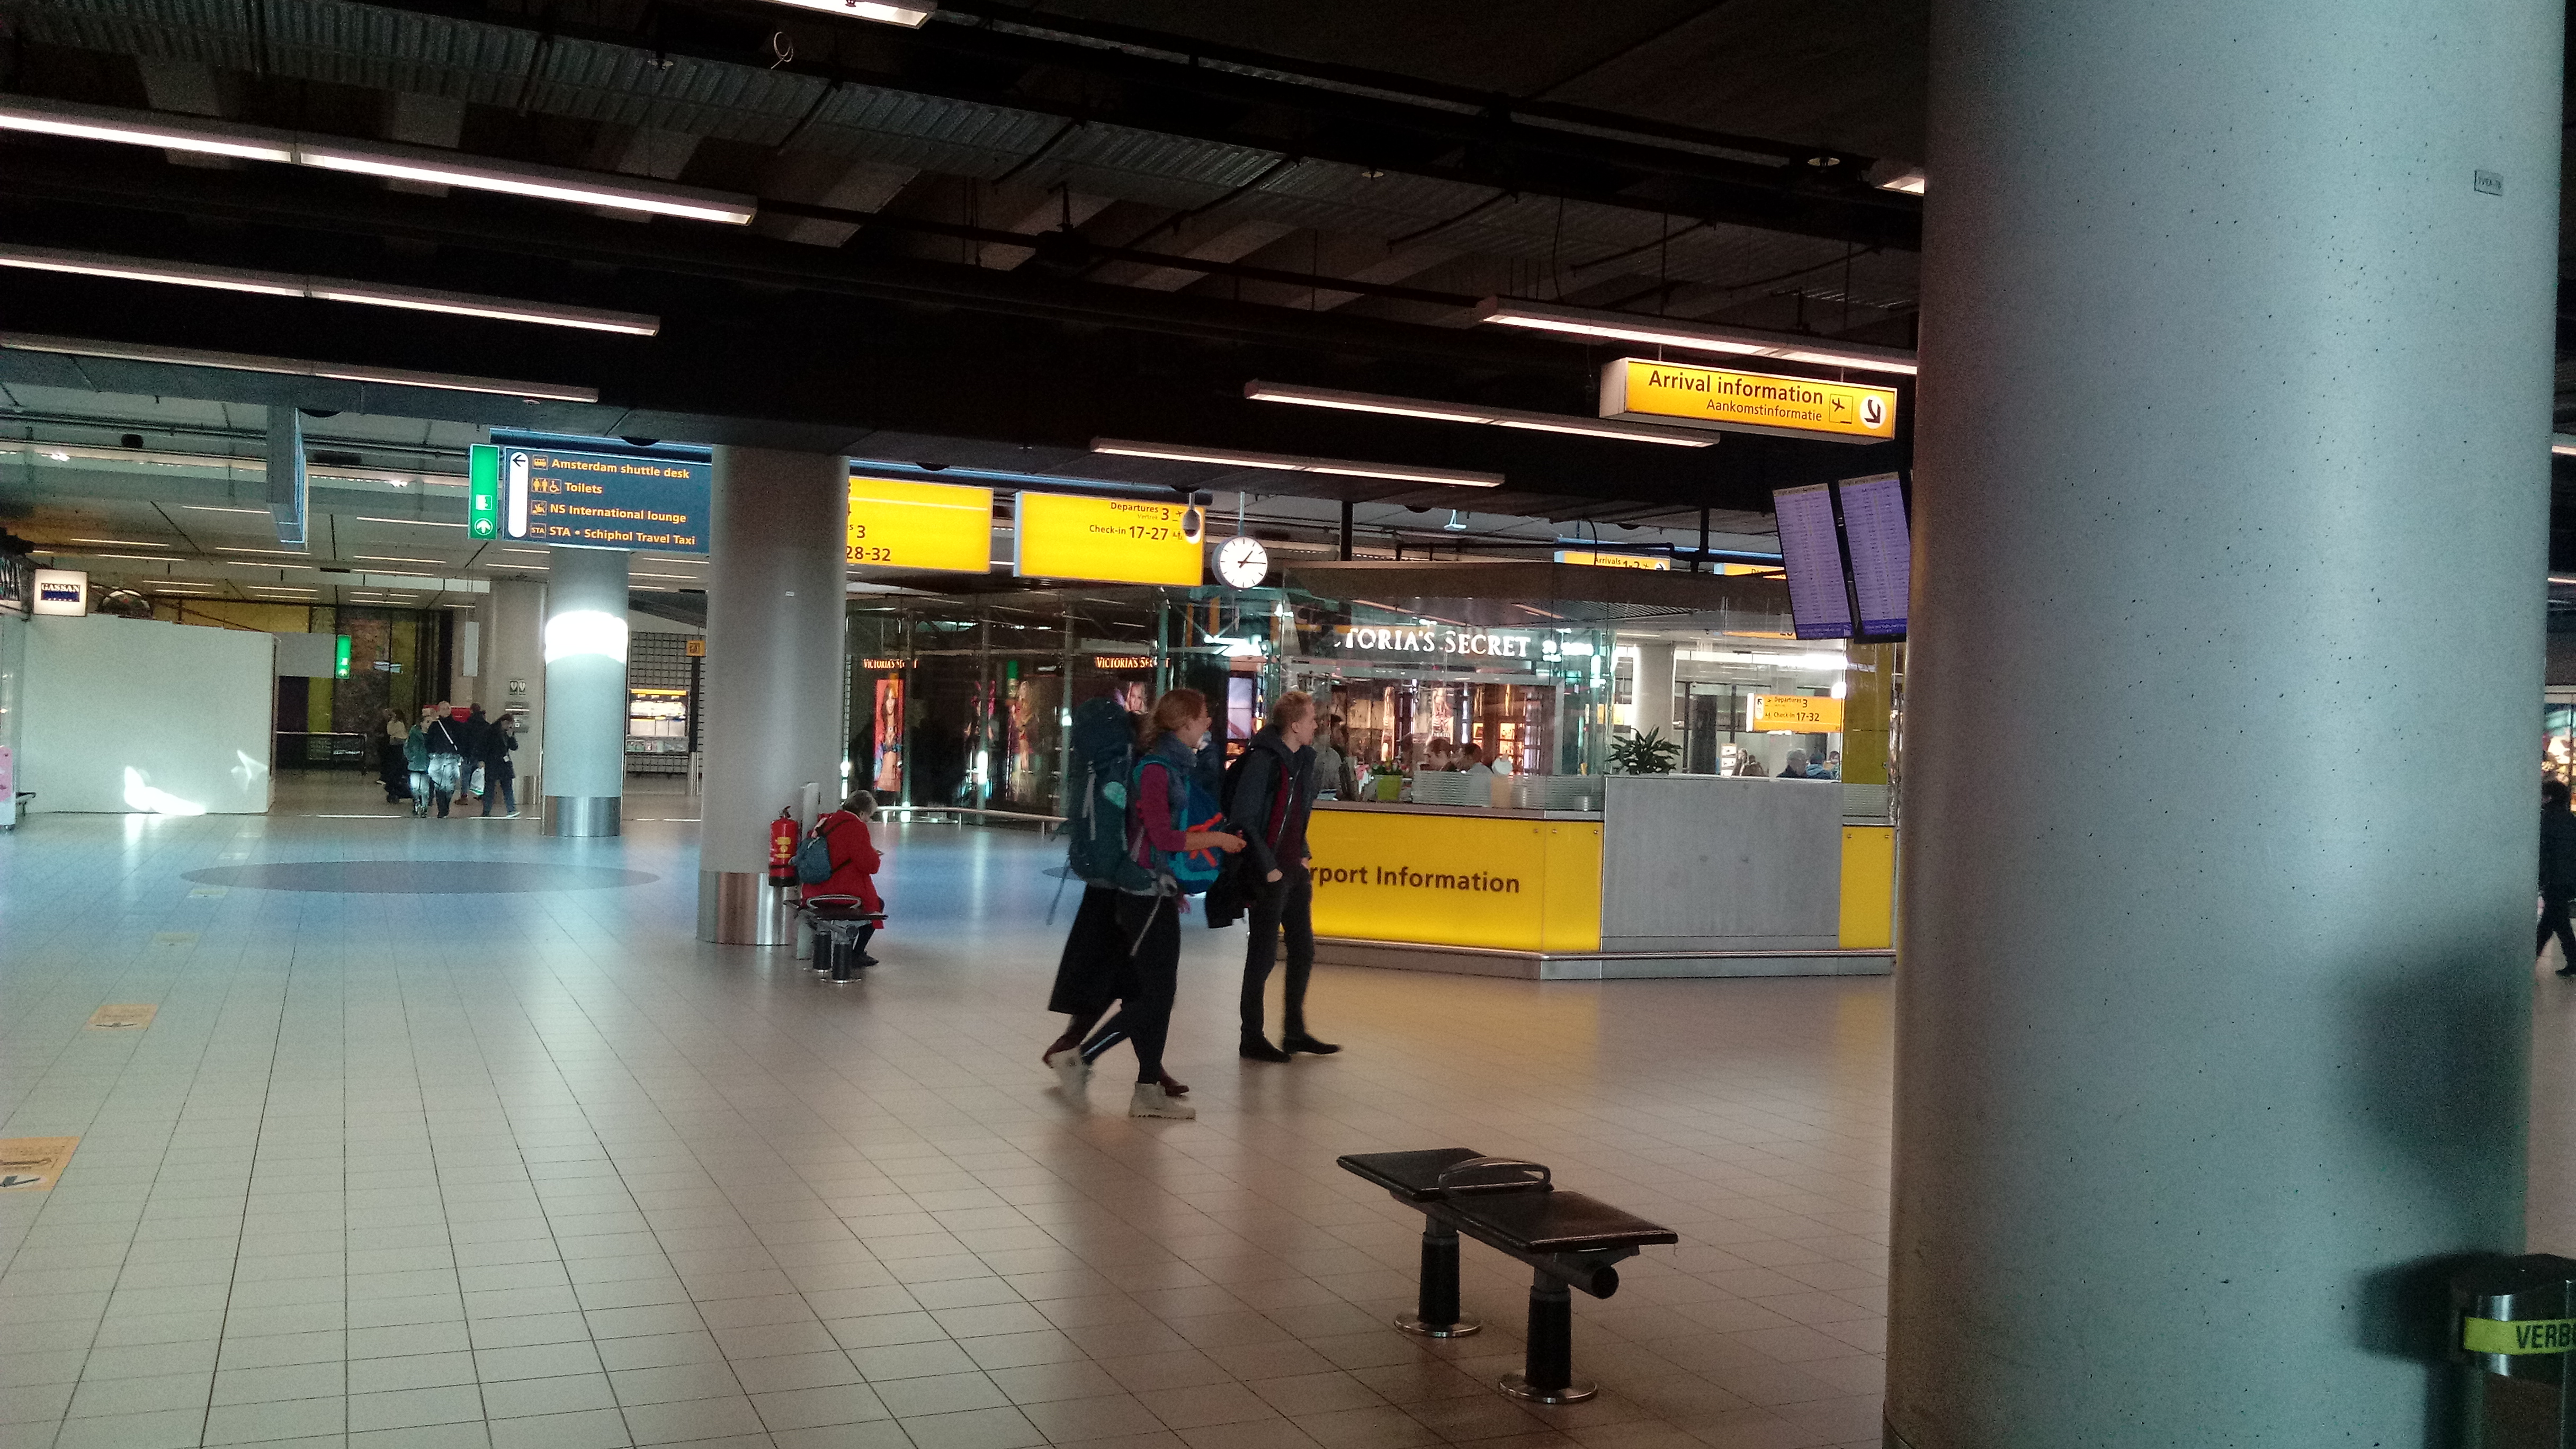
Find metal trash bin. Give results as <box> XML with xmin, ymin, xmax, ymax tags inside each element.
<box><xmin>2453</xmin><ymin>1253</ymin><xmax>2576</xmax><ymax>1446</ymax></box>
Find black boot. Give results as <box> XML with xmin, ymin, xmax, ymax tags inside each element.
<box><xmin>1239</xmin><ymin>1036</ymin><xmax>1292</xmax><ymax>1062</ymax></box>
<box><xmin>1281</xmin><ymin>1032</ymin><xmax>1341</xmax><ymax>1055</ymax></box>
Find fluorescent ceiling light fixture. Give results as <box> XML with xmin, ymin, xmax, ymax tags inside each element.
<box><xmin>355</xmin><ymin>517</ymin><xmax>467</xmax><ymax>528</ymax></box>
<box><xmin>0</xmin><ymin>94</ymin><xmax>297</xmax><ymax>162</ymax></box>
<box><xmin>183</xmin><ymin>505</ymin><xmax>273</xmax><ymax>515</ymax></box>
<box><xmin>1090</xmin><ymin>438</ymin><xmax>1504</xmax><ymax>488</ymax></box>
<box><xmin>83</xmin><ymin>552</ymin><xmax>187</xmax><ymax>561</ymax></box>
<box><xmin>68</xmin><ymin>538</ymin><xmax>168</xmax><ymax>547</ymax></box>
<box><xmin>757</xmin><ymin>0</ymin><xmax>935</xmax><ymax>21</ymax></box>
<box><xmin>2554</xmin><ymin>434</ymin><xmax>2576</xmax><ymax>457</ymax></box>
<box><xmin>1874</xmin><ymin>169</ymin><xmax>1926</xmax><ymax>195</ymax></box>
<box><xmin>296</xmin><ymin>138</ymin><xmax>755</xmax><ymax>223</ymax></box>
<box><xmin>351</xmin><ymin>555</ymin><xmax>444</xmax><ymax>565</ymax></box>
<box><xmin>0</xmin><ymin>97</ymin><xmax>755</xmax><ymax>225</ymax></box>
<box><xmin>218</xmin><ymin>547</ymin><xmax>308</xmax><ymax>556</ymax></box>
<box><xmin>0</xmin><ymin>243</ymin><xmax>661</xmax><ymax>333</ymax></box>
<box><xmin>1</xmin><ymin>334</ymin><xmax>598</xmax><ymax>402</ymax></box>
<box><xmin>1245</xmin><ymin>380</ymin><xmax>1714</xmax><ymax>448</ymax></box>
<box><xmin>1471</xmin><ymin>298</ymin><xmax>1918</xmax><ymax>377</ymax></box>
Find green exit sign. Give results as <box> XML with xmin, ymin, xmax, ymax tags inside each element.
<box><xmin>334</xmin><ymin>635</ymin><xmax>352</xmax><ymax>678</ymax></box>
<box><xmin>468</xmin><ymin>444</ymin><xmax>499</xmax><ymax>540</ymax></box>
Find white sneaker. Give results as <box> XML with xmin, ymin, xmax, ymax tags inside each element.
<box><xmin>1129</xmin><ymin>1083</ymin><xmax>1195</xmax><ymax>1120</ymax></box>
<box><xmin>1047</xmin><ymin>1048</ymin><xmax>1090</xmax><ymax>1096</ymax></box>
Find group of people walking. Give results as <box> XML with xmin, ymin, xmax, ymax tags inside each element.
<box><xmin>1041</xmin><ymin>687</ymin><xmax>1337</xmax><ymax>1121</ymax></box>
<box><xmin>375</xmin><ymin>701</ymin><xmax>519</xmax><ymax>818</ymax></box>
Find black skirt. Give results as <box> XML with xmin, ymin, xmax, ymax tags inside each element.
<box><xmin>1046</xmin><ymin>884</ymin><xmax>1128</xmax><ymax>1016</ymax></box>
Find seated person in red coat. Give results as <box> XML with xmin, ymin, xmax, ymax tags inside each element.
<box><xmin>803</xmin><ymin>790</ymin><xmax>884</xmax><ymax>966</ymax></box>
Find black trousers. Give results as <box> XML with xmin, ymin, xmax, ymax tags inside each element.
<box><xmin>2543</xmin><ymin>890</ymin><xmax>2575</xmax><ymax>961</ymax></box>
<box><xmin>1089</xmin><ymin>892</ymin><xmax>1179</xmax><ymax>1081</ymax></box>
<box><xmin>1241</xmin><ymin>871</ymin><xmax>1314</xmax><ymax>1040</ymax></box>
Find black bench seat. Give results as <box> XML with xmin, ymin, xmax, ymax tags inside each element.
<box><xmin>1339</xmin><ymin>1148</ymin><xmax>1676</xmax><ymax>1405</ymax></box>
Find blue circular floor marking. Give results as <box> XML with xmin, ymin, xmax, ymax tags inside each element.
<box><xmin>182</xmin><ymin>862</ymin><xmax>660</xmax><ymax>894</ymax></box>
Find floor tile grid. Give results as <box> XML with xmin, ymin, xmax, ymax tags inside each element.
<box><xmin>0</xmin><ymin>783</ymin><xmax>1906</xmax><ymax>1433</ymax></box>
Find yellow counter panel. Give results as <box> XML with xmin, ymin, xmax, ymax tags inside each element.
<box><xmin>1308</xmin><ymin>809</ymin><xmax>1603</xmax><ymax>953</ymax></box>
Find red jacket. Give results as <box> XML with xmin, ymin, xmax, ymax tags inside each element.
<box><xmin>801</xmin><ymin>812</ymin><xmax>883</xmax><ymax>914</ymax></box>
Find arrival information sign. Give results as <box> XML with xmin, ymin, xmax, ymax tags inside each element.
<box><xmin>1599</xmin><ymin>357</ymin><xmax>1898</xmax><ymax>443</ymax></box>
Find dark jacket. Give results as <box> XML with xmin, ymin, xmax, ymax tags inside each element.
<box><xmin>480</xmin><ymin>727</ymin><xmax>517</xmax><ymax>782</ymax></box>
<box><xmin>422</xmin><ymin>717</ymin><xmax>469</xmax><ymax>758</ymax></box>
<box><xmin>2543</xmin><ymin>804</ymin><xmax>2576</xmax><ymax>894</ymax></box>
<box><xmin>1224</xmin><ymin>726</ymin><xmax>1317</xmax><ymax>879</ymax></box>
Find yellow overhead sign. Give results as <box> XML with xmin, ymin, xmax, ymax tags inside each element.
<box><xmin>847</xmin><ymin>476</ymin><xmax>995</xmax><ymax>573</ymax></box>
<box><xmin>1015</xmin><ymin>494</ymin><xmax>1203</xmax><ymax>586</ymax></box>
<box><xmin>1554</xmin><ymin>550</ymin><xmax>1670</xmax><ymax>571</ymax></box>
<box><xmin>1600</xmin><ymin>357</ymin><xmax>1898</xmax><ymax>443</ymax></box>
<box><xmin>1750</xmin><ymin>694</ymin><xmax>1845</xmax><ymax>732</ymax></box>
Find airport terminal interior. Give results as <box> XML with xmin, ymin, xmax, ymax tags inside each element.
<box><xmin>5</xmin><ymin>3</ymin><xmax>2576</xmax><ymax>1447</ymax></box>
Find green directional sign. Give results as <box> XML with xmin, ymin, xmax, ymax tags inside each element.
<box><xmin>468</xmin><ymin>444</ymin><xmax>500</xmax><ymax>540</ymax></box>
<box><xmin>334</xmin><ymin>635</ymin><xmax>352</xmax><ymax>678</ymax></box>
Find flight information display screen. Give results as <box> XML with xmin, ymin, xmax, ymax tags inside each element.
<box><xmin>1837</xmin><ymin>472</ymin><xmax>1910</xmax><ymax>639</ymax></box>
<box><xmin>1773</xmin><ymin>483</ymin><xmax>1854</xmax><ymax>640</ymax></box>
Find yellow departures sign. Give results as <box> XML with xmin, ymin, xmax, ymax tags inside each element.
<box><xmin>1600</xmin><ymin>357</ymin><xmax>1898</xmax><ymax>443</ymax></box>
<box><xmin>846</xmin><ymin>477</ymin><xmax>996</xmax><ymax>573</ymax></box>
<box><xmin>1750</xmin><ymin>694</ymin><xmax>1845</xmax><ymax>732</ymax></box>
<box><xmin>1015</xmin><ymin>494</ymin><xmax>1203</xmax><ymax>586</ymax></box>
<box><xmin>1554</xmin><ymin>549</ymin><xmax>1670</xmax><ymax>571</ymax></box>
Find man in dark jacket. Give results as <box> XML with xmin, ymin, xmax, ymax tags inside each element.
<box><xmin>2544</xmin><ymin>779</ymin><xmax>2576</xmax><ymax>974</ymax></box>
<box><xmin>1228</xmin><ymin>690</ymin><xmax>1339</xmax><ymax>1061</ymax></box>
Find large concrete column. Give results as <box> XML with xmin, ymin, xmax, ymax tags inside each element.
<box><xmin>540</xmin><ymin>547</ymin><xmax>627</xmax><ymax>837</ymax></box>
<box><xmin>1889</xmin><ymin>3</ymin><xmax>2559</xmax><ymax>1445</ymax></box>
<box><xmin>697</xmin><ymin>446</ymin><xmax>848</xmax><ymax>944</ymax></box>
<box><xmin>487</xmin><ymin>578</ymin><xmax>546</xmax><ymax>793</ymax></box>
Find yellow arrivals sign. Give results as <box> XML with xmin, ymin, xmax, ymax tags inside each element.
<box><xmin>847</xmin><ymin>477</ymin><xmax>995</xmax><ymax>573</ymax></box>
<box><xmin>1600</xmin><ymin>357</ymin><xmax>1898</xmax><ymax>443</ymax></box>
<box><xmin>1015</xmin><ymin>494</ymin><xmax>1203</xmax><ymax>586</ymax></box>
<box><xmin>1750</xmin><ymin>694</ymin><xmax>1845</xmax><ymax>732</ymax></box>
<box><xmin>1554</xmin><ymin>549</ymin><xmax>1669</xmax><ymax>571</ymax></box>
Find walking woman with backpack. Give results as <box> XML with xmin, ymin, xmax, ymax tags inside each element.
<box><xmin>1061</xmin><ymin>688</ymin><xmax>1244</xmax><ymax>1120</ymax></box>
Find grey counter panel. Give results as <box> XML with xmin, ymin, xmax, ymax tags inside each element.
<box><xmin>1600</xmin><ymin>775</ymin><xmax>1841</xmax><ymax>951</ymax></box>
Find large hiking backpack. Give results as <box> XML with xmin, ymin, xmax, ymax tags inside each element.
<box><xmin>1131</xmin><ymin>753</ymin><xmax>1227</xmax><ymax>895</ymax></box>
<box><xmin>1064</xmin><ymin>697</ymin><xmax>1140</xmax><ymax>888</ymax></box>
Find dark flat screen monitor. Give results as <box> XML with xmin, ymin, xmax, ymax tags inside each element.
<box><xmin>1774</xmin><ymin>483</ymin><xmax>1854</xmax><ymax>640</ymax></box>
<box><xmin>1837</xmin><ymin>472</ymin><xmax>1910</xmax><ymax>640</ymax></box>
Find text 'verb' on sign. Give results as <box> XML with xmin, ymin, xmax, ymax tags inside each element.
<box><xmin>502</xmin><ymin>445</ymin><xmax>710</xmax><ymax>554</ymax></box>
<box><xmin>1015</xmin><ymin>494</ymin><xmax>1202</xmax><ymax>586</ymax></box>
<box><xmin>846</xmin><ymin>476</ymin><xmax>995</xmax><ymax>573</ymax></box>
<box><xmin>1599</xmin><ymin>357</ymin><xmax>1898</xmax><ymax>443</ymax></box>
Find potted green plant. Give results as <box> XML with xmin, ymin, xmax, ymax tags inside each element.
<box><xmin>1607</xmin><ymin>728</ymin><xmax>1680</xmax><ymax>775</ymax></box>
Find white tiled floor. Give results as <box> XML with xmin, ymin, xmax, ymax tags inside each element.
<box><xmin>0</xmin><ymin>769</ymin><xmax>2081</xmax><ymax>1449</ymax></box>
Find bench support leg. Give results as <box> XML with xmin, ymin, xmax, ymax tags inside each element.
<box><xmin>1394</xmin><ymin>1220</ymin><xmax>1480</xmax><ymax>1338</ymax></box>
<box><xmin>1499</xmin><ymin>1270</ymin><xmax>1595</xmax><ymax>1405</ymax></box>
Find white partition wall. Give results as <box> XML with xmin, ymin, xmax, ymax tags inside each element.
<box><xmin>20</xmin><ymin>614</ymin><xmax>274</xmax><ymax>813</ymax></box>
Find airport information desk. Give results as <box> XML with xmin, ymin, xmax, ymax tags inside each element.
<box><xmin>1308</xmin><ymin>775</ymin><xmax>1894</xmax><ymax>980</ymax></box>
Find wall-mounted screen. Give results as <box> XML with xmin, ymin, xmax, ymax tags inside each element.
<box><xmin>1773</xmin><ymin>484</ymin><xmax>1854</xmax><ymax>640</ymax></box>
<box><xmin>1837</xmin><ymin>472</ymin><xmax>1910</xmax><ymax>640</ymax></box>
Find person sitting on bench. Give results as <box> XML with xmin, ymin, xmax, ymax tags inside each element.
<box><xmin>803</xmin><ymin>790</ymin><xmax>885</xmax><ymax>967</ymax></box>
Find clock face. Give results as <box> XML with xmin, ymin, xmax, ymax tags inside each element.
<box><xmin>1215</xmin><ymin>535</ymin><xmax>1269</xmax><ymax>589</ymax></box>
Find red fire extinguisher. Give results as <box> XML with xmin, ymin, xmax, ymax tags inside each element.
<box><xmin>769</xmin><ymin>810</ymin><xmax>801</xmax><ymax>888</ymax></box>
